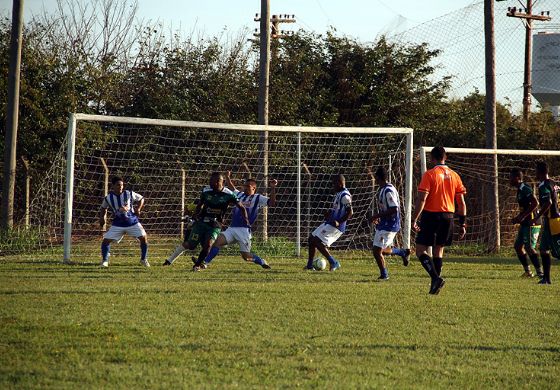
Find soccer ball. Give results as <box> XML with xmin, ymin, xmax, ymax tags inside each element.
<box><xmin>312</xmin><ymin>257</ymin><xmax>327</xmax><ymax>271</ymax></box>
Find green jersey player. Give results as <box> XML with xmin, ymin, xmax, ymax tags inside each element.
<box><xmin>532</xmin><ymin>162</ymin><xmax>560</xmax><ymax>284</ymax></box>
<box><xmin>509</xmin><ymin>168</ymin><xmax>543</xmax><ymax>278</ymax></box>
<box><xmin>163</xmin><ymin>172</ymin><xmax>248</xmax><ymax>269</ymax></box>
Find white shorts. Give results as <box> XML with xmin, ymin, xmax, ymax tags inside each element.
<box><xmin>221</xmin><ymin>227</ymin><xmax>252</xmax><ymax>252</ymax></box>
<box><xmin>103</xmin><ymin>223</ymin><xmax>146</xmax><ymax>243</ymax></box>
<box><xmin>373</xmin><ymin>230</ymin><xmax>397</xmax><ymax>249</ymax></box>
<box><xmin>312</xmin><ymin>223</ymin><xmax>343</xmax><ymax>247</ymax></box>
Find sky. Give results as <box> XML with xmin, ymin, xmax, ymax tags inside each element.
<box><xmin>2</xmin><ymin>0</ymin><xmax>479</xmax><ymax>42</ymax></box>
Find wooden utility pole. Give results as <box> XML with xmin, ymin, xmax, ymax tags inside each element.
<box><xmin>254</xmin><ymin>2</ymin><xmax>295</xmax><ymax>241</ymax></box>
<box><xmin>506</xmin><ymin>2</ymin><xmax>551</xmax><ymax>125</ymax></box>
<box><xmin>21</xmin><ymin>156</ymin><xmax>30</xmax><ymax>228</ymax></box>
<box><xmin>257</xmin><ymin>0</ymin><xmax>271</xmax><ymax>241</ymax></box>
<box><xmin>484</xmin><ymin>0</ymin><xmax>500</xmax><ymax>252</ymax></box>
<box><xmin>1</xmin><ymin>0</ymin><xmax>24</xmax><ymax>230</ymax></box>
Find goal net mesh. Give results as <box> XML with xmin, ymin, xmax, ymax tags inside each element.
<box><xmin>15</xmin><ymin>117</ymin><xmax>411</xmax><ymax>264</ymax></box>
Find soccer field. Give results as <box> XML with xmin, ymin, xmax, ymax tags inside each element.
<box><xmin>0</xmin><ymin>255</ymin><xmax>558</xmax><ymax>389</ymax></box>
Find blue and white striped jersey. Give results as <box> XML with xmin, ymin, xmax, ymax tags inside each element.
<box><xmin>377</xmin><ymin>183</ymin><xmax>401</xmax><ymax>232</ymax></box>
<box><xmin>101</xmin><ymin>190</ymin><xmax>144</xmax><ymax>227</ymax></box>
<box><xmin>231</xmin><ymin>189</ymin><xmax>269</xmax><ymax>228</ymax></box>
<box><xmin>326</xmin><ymin>188</ymin><xmax>352</xmax><ymax>232</ymax></box>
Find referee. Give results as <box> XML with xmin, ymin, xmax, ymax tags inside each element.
<box><xmin>412</xmin><ymin>147</ymin><xmax>467</xmax><ymax>294</ymax></box>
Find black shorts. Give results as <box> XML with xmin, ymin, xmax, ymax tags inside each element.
<box><xmin>416</xmin><ymin>211</ymin><xmax>454</xmax><ymax>247</ymax></box>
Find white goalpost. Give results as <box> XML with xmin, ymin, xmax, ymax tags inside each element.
<box><xmin>36</xmin><ymin>113</ymin><xmax>416</xmax><ymax>263</ymax></box>
<box><xmin>419</xmin><ymin>146</ymin><xmax>560</xmax><ymax>254</ymax></box>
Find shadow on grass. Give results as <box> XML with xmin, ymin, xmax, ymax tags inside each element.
<box><xmin>444</xmin><ymin>257</ymin><xmax>519</xmax><ymax>265</ymax></box>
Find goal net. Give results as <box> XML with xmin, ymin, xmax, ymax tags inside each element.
<box><xmin>17</xmin><ymin>114</ymin><xmax>413</xmax><ymax>264</ymax></box>
<box><xmin>419</xmin><ymin>146</ymin><xmax>560</xmax><ymax>255</ymax></box>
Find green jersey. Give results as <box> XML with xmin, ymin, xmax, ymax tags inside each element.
<box><xmin>538</xmin><ymin>179</ymin><xmax>560</xmax><ymax>220</ymax></box>
<box><xmin>516</xmin><ymin>182</ymin><xmax>539</xmax><ymax>226</ymax></box>
<box><xmin>198</xmin><ymin>187</ymin><xmax>239</xmax><ymax>224</ymax></box>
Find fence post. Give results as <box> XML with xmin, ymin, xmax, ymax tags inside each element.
<box><xmin>21</xmin><ymin>156</ymin><xmax>30</xmax><ymax>228</ymax></box>
<box><xmin>99</xmin><ymin>157</ymin><xmax>109</xmax><ymax>232</ymax></box>
<box><xmin>296</xmin><ymin>131</ymin><xmax>302</xmax><ymax>257</ymax></box>
<box><xmin>179</xmin><ymin>163</ymin><xmax>186</xmax><ymax>237</ymax></box>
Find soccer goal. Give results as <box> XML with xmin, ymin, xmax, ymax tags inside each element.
<box><xmin>419</xmin><ymin>146</ymin><xmax>560</xmax><ymax>255</ymax></box>
<box><xmin>24</xmin><ymin>114</ymin><xmax>414</xmax><ymax>263</ymax></box>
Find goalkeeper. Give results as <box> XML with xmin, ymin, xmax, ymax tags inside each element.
<box><xmin>163</xmin><ymin>172</ymin><xmax>248</xmax><ymax>269</ymax></box>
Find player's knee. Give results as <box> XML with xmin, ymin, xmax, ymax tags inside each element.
<box><xmin>514</xmin><ymin>244</ymin><xmax>524</xmax><ymax>255</ymax></box>
<box><xmin>540</xmin><ymin>249</ymin><xmax>549</xmax><ymax>256</ymax></box>
<box><xmin>241</xmin><ymin>252</ymin><xmax>251</xmax><ymax>261</ymax></box>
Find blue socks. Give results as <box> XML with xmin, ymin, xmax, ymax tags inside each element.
<box><xmin>101</xmin><ymin>243</ymin><xmax>110</xmax><ymax>261</ymax></box>
<box><xmin>140</xmin><ymin>242</ymin><xmax>148</xmax><ymax>261</ymax></box>
<box><xmin>381</xmin><ymin>268</ymin><xmax>389</xmax><ymax>278</ymax></box>
<box><xmin>252</xmin><ymin>254</ymin><xmax>265</xmax><ymax>266</ymax></box>
<box><xmin>391</xmin><ymin>247</ymin><xmax>406</xmax><ymax>257</ymax></box>
<box><xmin>326</xmin><ymin>255</ymin><xmax>337</xmax><ymax>266</ymax></box>
<box><xmin>204</xmin><ymin>246</ymin><xmax>220</xmax><ymax>264</ymax></box>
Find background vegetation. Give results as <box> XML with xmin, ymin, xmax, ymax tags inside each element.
<box><xmin>1</xmin><ymin>0</ymin><xmax>558</xmax><ymax>223</ymax></box>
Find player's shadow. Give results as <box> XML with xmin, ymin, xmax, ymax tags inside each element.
<box><xmin>444</xmin><ymin>257</ymin><xmax>519</xmax><ymax>265</ymax></box>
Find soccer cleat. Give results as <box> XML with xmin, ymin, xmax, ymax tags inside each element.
<box><xmin>260</xmin><ymin>260</ymin><xmax>271</xmax><ymax>269</ymax></box>
<box><xmin>140</xmin><ymin>258</ymin><xmax>150</xmax><ymax>267</ymax></box>
<box><xmin>402</xmin><ymin>249</ymin><xmax>411</xmax><ymax>267</ymax></box>
<box><xmin>537</xmin><ymin>278</ymin><xmax>551</xmax><ymax>285</ymax></box>
<box><xmin>329</xmin><ymin>261</ymin><xmax>341</xmax><ymax>272</ymax></box>
<box><xmin>521</xmin><ymin>271</ymin><xmax>534</xmax><ymax>278</ymax></box>
<box><xmin>536</xmin><ymin>270</ymin><xmax>544</xmax><ymax>278</ymax></box>
<box><xmin>429</xmin><ymin>277</ymin><xmax>446</xmax><ymax>295</ymax></box>
<box><xmin>100</xmin><ymin>260</ymin><xmax>109</xmax><ymax>268</ymax></box>
<box><xmin>163</xmin><ymin>260</ymin><xmax>172</xmax><ymax>266</ymax></box>
<box><xmin>192</xmin><ymin>264</ymin><xmax>208</xmax><ymax>272</ymax></box>
<box><xmin>303</xmin><ymin>265</ymin><xmax>315</xmax><ymax>271</ymax></box>
<box><xmin>378</xmin><ymin>275</ymin><xmax>390</xmax><ymax>281</ymax></box>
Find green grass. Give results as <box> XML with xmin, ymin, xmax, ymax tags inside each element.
<box><xmin>0</xmin><ymin>254</ymin><xmax>558</xmax><ymax>389</ymax></box>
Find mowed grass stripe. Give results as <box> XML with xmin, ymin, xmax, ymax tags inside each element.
<box><xmin>0</xmin><ymin>257</ymin><xmax>558</xmax><ymax>388</ymax></box>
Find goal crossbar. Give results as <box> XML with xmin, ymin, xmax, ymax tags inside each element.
<box><xmin>73</xmin><ymin>113</ymin><xmax>413</xmax><ymax>135</ymax></box>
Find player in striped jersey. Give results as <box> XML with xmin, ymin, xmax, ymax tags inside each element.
<box><xmin>370</xmin><ymin>167</ymin><xmax>410</xmax><ymax>280</ymax></box>
<box><xmin>200</xmin><ymin>171</ymin><xmax>277</xmax><ymax>269</ymax></box>
<box><xmin>305</xmin><ymin>174</ymin><xmax>353</xmax><ymax>271</ymax></box>
<box><xmin>98</xmin><ymin>176</ymin><xmax>149</xmax><ymax>267</ymax></box>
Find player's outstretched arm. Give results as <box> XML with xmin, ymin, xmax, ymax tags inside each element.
<box><xmin>268</xmin><ymin>178</ymin><xmax>278</xmax><ymax>207</ymax></box>
<box><xmin>225</xmin><ymin>171</ymin><xmax>237</xmax><ymax>192</ymax></box>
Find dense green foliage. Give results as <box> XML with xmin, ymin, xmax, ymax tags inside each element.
<box><xmin>0</xmin><ymin>255</ymin><xmax>558</xmax><ymax>388</ymax></box>
<box><xmin>1</xmin><ymin>0</ymin><xmax>559</xmax><ymax>222</ymax></box>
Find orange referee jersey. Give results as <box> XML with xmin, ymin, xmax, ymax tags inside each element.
<box><xmin>418</xmin><ymin>164</ymin><xmax>466</xmax><ymax>213</ymax></box>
